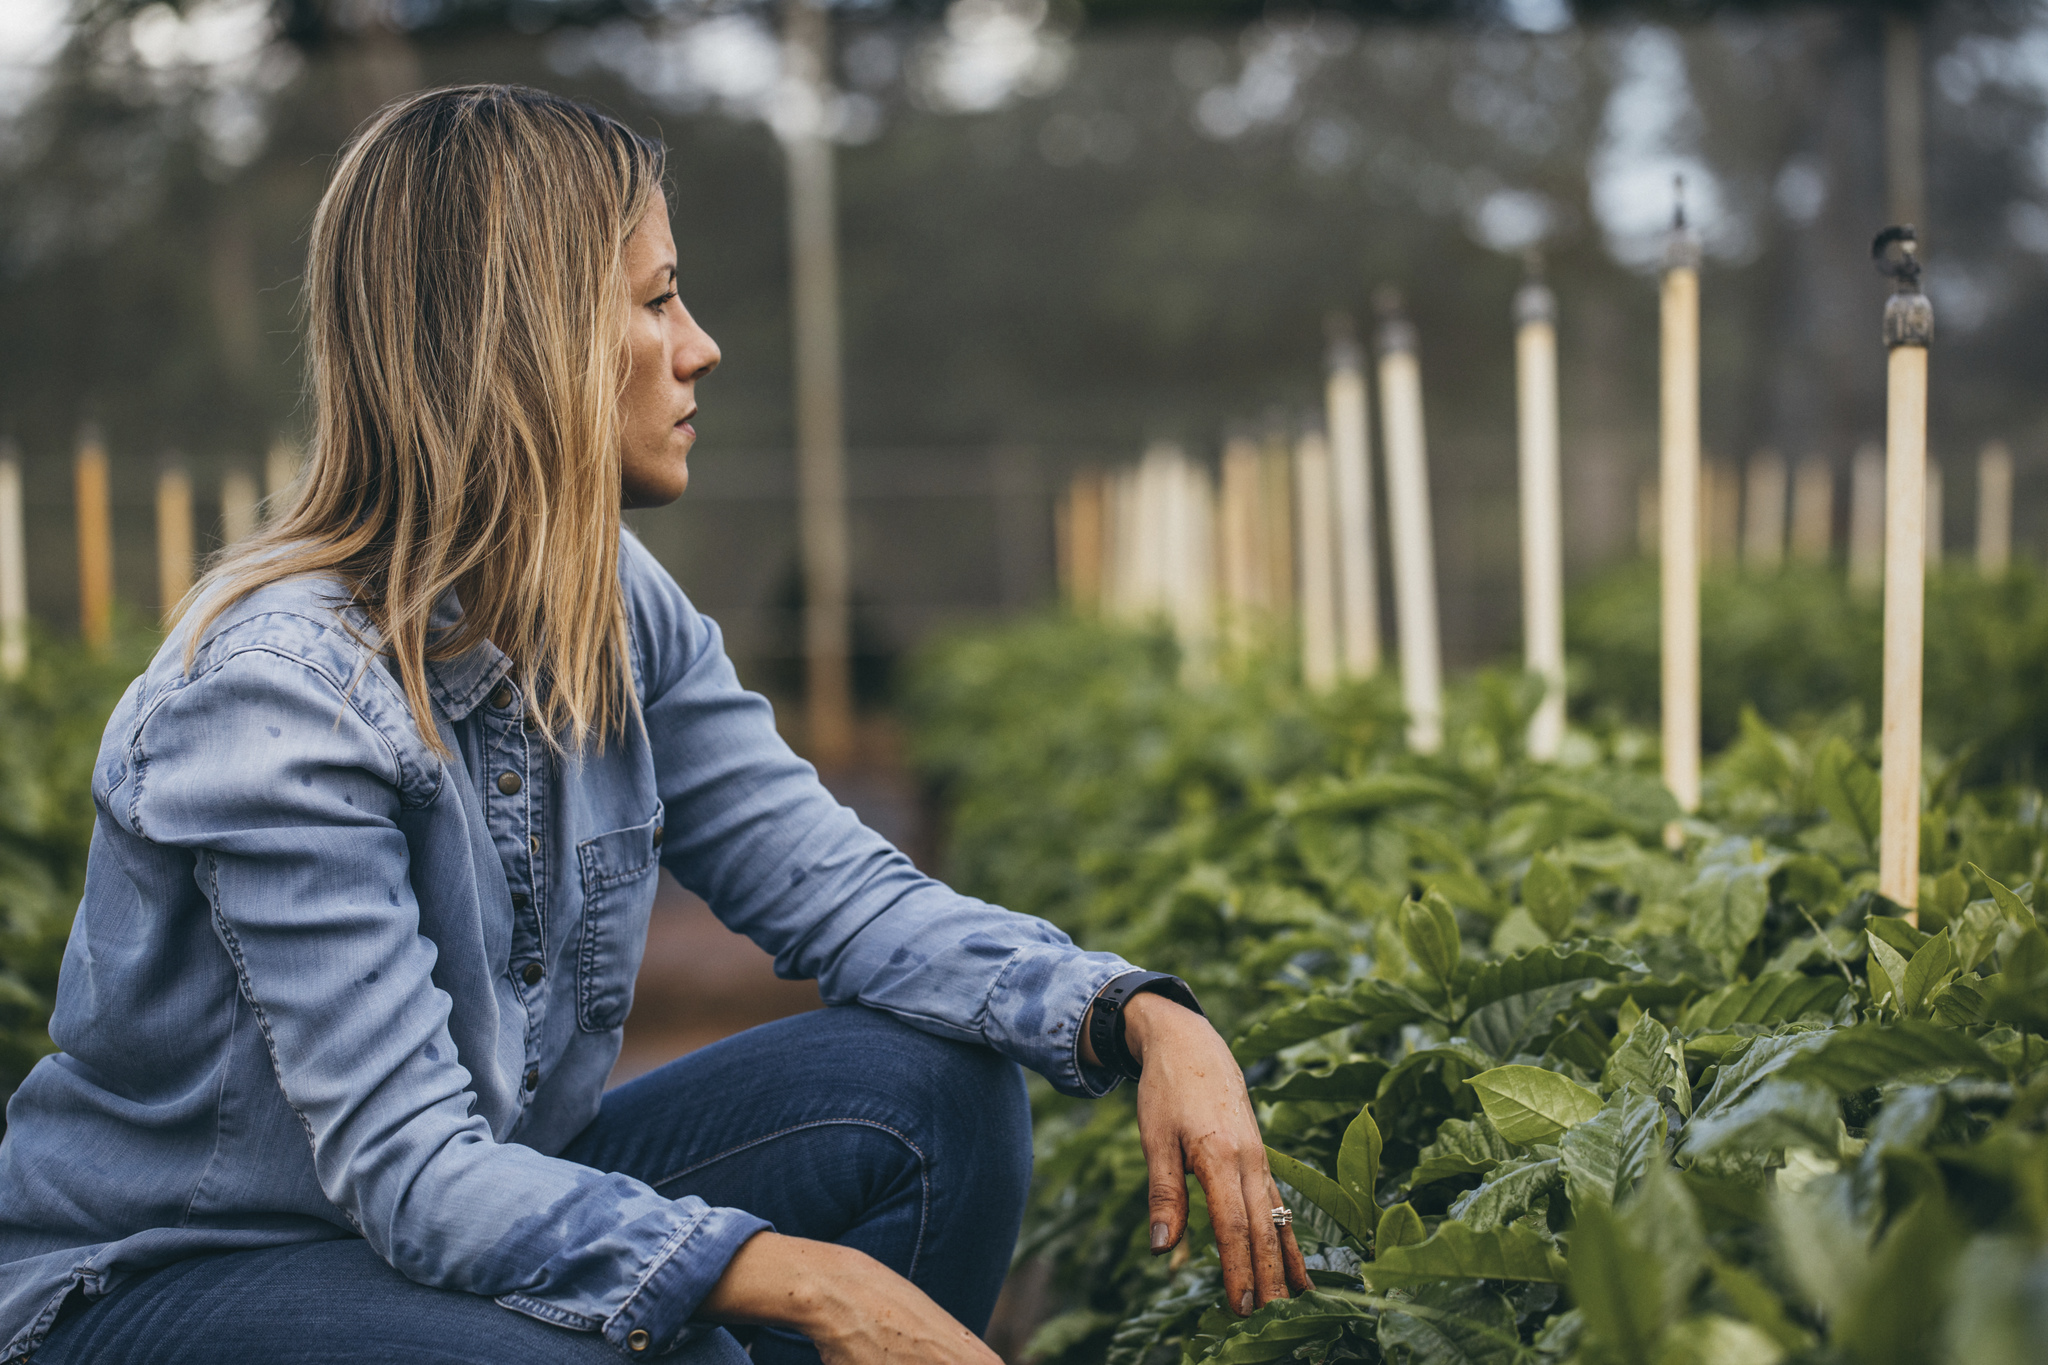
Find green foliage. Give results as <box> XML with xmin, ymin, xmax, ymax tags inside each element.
<box><xmin>0</xmin><ymin>628</ymin><xmax>154</xmax><ymax>1126</ymax></box>
<box><xmin>906</xmin><ymin>609</ymin><xmax>2048</xmax><ymax>1365</ymax></box>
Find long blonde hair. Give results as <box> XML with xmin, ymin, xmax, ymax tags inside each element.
<box><xmin>185</xmin><ymin>84</ymin><xmax>664</xmax><ymax>757</ymax></box>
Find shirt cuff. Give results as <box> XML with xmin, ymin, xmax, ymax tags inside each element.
<box><xmin>606</xmin><ymin>1205</ymin><xmax>774</xmax><ymax>1356</ymax></box>
<box><xmin>985</xmin><ymin>943</ymin><xmax>1138</xmax><ymax>1098</ymax></box>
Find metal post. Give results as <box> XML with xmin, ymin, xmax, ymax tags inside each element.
<box><xmin>1875</xmin><ymin>226</ymin><xmax>1932</xmax><ymax>920</ymax></box>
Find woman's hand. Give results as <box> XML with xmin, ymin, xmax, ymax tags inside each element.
<box><xmin>702</xmin><ymin>1231</ymin><xmax>1003</xmax><ymax>1365</ymax></box>
<box><xmin>1085</xmin><ymin>993</ymin><xmax>1313</xmax><ymax>1316</ymax></box>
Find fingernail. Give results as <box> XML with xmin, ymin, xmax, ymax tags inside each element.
<box><xmin>1151</xmin><ymin>1222</ymin><xmax>1171</xmax><ymax>1252</ymax></box>
<box><xmin>1238</xmin><ymin>1290</ymin><xmax>1253</xmax><ymax>1316</ymax></box>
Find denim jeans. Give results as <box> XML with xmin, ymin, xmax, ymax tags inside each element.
<box><xmin>34</xmin><ymin>1007</ymin><xmax>1034</xmax><ymax>1364</ymax></box>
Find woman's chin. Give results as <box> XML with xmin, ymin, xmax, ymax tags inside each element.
<box><xmin>621</xmin><ymin>459</ymin><xmax>688</xmax><ymax>510</ymax></box>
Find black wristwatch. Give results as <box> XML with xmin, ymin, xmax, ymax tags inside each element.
<box><xmin>1087</xmin><ymin>971</ymin><xmax>1205</xmax><ymax>1082</ymax></box>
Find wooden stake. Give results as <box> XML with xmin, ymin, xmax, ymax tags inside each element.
<box><xmin>1057</xmin><ymin>469</ymin><xmax>1106</xmax><ymax>612</ymax></box>
<box><xmin>264</xmin><ymin>438</ymin><xmax>300</xmax><ymax>516</ymax></box>
<box><xmin>1324</xmin><ymin>317</ymin><xmax>1380</xmax><ymax>679</ymax></box>
<box><xmin>1169</xmin><ymin>452</ymin><xmax>1216</xmax><ymax>683</ymax></box>
<box><xmin>1977</xmin><ymin>440</ymin><xmax>2013</xmax><ymax>575</ymax></box>
<box><xmin>1790</xmin><ymin>457</ymin><xmax>1834</xmax><ymax>564</ymax></box>
<box><xmin>1876</xmin><ymin>226</ymin><xmax>1932</xmax><ymax>919</ymax></box>
<box><xmin>1515</xmin><ymin>275</ymin><xmax>1565</xmax><ymax>759</ymax></box>
<box><xmin>1742</xmin><ymin>450</ymin><xmax>1787</xmax><ymax>572</ymax></box>
<box><xmin>1923</xmin><ymin>460</ymin><xmax>1944</xmax><ymax>567</ymax></box>
<box><xmin>1376</xmin><ymin>293</ymin><xmax>1443</xmax><ymax>754</ymax></box>
<box><xmin>1218</xmin><ymin>434</ymin><xmax>1264</xmax><ymax>650</ymax></box>
<box><xmin>783</xmin><ymin>0</ymin><xmax>854</xmax><ymax>767</ymax></box>
<box><xmin>1849</xmin><ymin>443</ymin><xmax>1885</xmax><ymax>591</ymax></box>
<box><xmin>75</xmin><ymin>427</ymin><xmax>113</xmax><ymax>652</ymax></box>
<box><xmin>1294</xmin><ymin>426</ymin><xmax>1339</xmax><ymax>692</ymax></box>
<box><xmin>221</xmin><ymin>469</ymin><xmax>259</xmax><ymax>546</ymax></box>
<box><xmin>1260</xmin><ymin>430</ymin><xmax>1295</xmax><ymax>621</ymax></box>
<box><xmin>0</xmin><ymin>445</ymin><xmax>25</xmax><ymax>680</ymax></box>
<box><xmin>1701</xmin><ymin>458</ymin><xmax>1741</xmax><ymax>568</ymax></box>
<box><xmin>156</xmin><ymin>461</ymin><xmax>194</xmax><ymax>619</ymax></box>
<box><xmin>1660</xmin><ymin>221</ymin><xmax>1702</xmax><ymax>816</ymax></box>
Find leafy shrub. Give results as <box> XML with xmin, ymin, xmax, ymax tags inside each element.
<box><xmin>906</xmin><ymin>611</ymin><xmax>2048</xmax><ymax>1365</ymax></box>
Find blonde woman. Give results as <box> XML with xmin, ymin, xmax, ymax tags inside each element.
<box><xmin>0</xmin><ymin>86</ymin><xmax>1307</xmax><ymax>1364</ymax></box>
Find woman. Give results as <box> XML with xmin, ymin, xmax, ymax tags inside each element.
<box><xmin>0</xmin><ymin>86</ymin><xmax>1307</xmax><ymax>1364</ymax></box>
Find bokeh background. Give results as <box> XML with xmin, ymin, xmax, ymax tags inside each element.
<box><xmin>7</xmin><ymin>0</ymin><xmax>2048</xmax><ymax>697</ymax></box>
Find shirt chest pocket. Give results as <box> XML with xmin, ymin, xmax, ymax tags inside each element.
<box><xmin>574</xmin><ymin>812</ymin><xmax>664</xmax><ymax>1033</ymax></box>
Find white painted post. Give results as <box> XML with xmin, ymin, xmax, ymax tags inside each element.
<box><xmin>1978</xmin><ymin>441</ymin><xmax>2012</xmax><ymax>575</ymax></box>
<box><xmin>221</xmin><ymin>469</ymin><xmax>259</xmax><ymax>546</ymax></box>
<box><xmin>1515</xmin><ymin>274</ymin><xmax>1565</xmax><ymax>759</ymax></box>
<box><xmin>1325</xmin><ymin>318</ymin><xmax>1380</xmax><ymax>679</ymax></box>
<box><xmin>1376</xmin><ymin>293</ymin><xmax>1443</xmax><ymax>754</ymax></box>
<box><xmin>1218</xmin><ymin>434</ymin><xmax>1264</xmax><ymax>651</ymax></box>
<box><xmin>1850</xmin><ymin>443</ymin><xmax>1886</xmax><ymax>591</ymax></box>
<box><xmin>0</xmin><ymin>446</ymin><xmax>25</xmax><ymax>679</ymax></box>
<box><xmin>1790</xmin><ymin>457</ymin><xmax>1834</xmax><ymax>564</ymax></box>
<box><xmin>1742</xmin><ymin>450</ymin><xmax>1787</xmax><ymax>572</ymax></box>
<box><xmin>1168</xmin><ymin>452</ymin><xmax>1216</xmax><ymax>682</ymax></box>
<box><xmin>264</xmin><ymin>438</ymin><xmax>301</xmax><ymax>517</ymax></box>
<box><xmin>156</xmin><ymin>461</ymin><xmax>194</xmax><ymax>619</ymax></box>
<box><xmin>1660</xmin><ymin>215</ymin><xmax>1702</xmax><ymax>817</ymax></box>
<box><xmin>1876</xmin><ymin>227</ymin><xmax>1931</xmax><ymax>921</ymax></box>
<box><xmin>1294</xmin><ymin>426</ymin><xmax>1339</xmax><ymax>692</ymax></box>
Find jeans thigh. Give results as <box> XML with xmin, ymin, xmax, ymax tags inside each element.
<box><xmin>33</xmin><ymin>1238</ymin><xmax>750</xmax><ymax>1365</ymax></box>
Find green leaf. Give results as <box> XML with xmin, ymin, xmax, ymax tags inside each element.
<box><xmin>1690</xmin><ymin>1030</ymin><xmax>1832</xmax><ymax>1119</ymax></box>
<box><xmin>1677</xmin><ymin>973</ymin><xmax>1851</xmax><ymax>1032</ymax></box>
<box><xmin>1336</xmin><ymin>1106</ymin><xmax>1382</xmax><ymax>1216</ymax></box>
<box><xmin>1024</xmin><ymin>1309</ymin><xmax>1120</xmax><ymax>1362</ymax></box>
<box><xmin>1253</xmin><ymin>1059</ymin><xmax>1389</xmax><ymax>1104</ymax></box>
<box><xmin>1367</xmin><ymin>1221</ymin><xmax>1567</xmax><ymax>1286</ymax></box>
<box><xmin>1373</xmin><ymin>1281</ymin><xmax>1528</xmax><ymax>1365</ymax></box>
<box><xmin>1561</xmin><ymin>1090</ymin><xmax>1667</xmax><ymax>1214</ymax></box>
<box><xmin>1463</xmin><ymin>981</ymin><xmax>1601</xmax><ymax>1062</ymax></box>
<box><xmin>1401</xmin><ymin>892</ymin><xmax>1462</xmax><ymax>991</ymax></box>
<box><xmin>1187</xmin><ymin>1290</ymin><xmax>1373</xmax><ymax>1365</ymax></box>
<box><xmin>1707</xmin><ymin>1255</ymin><xmax>1814</xmax><ymax>1354</ymax></box>
<box><xmin>1864</xmin><ymin>931</ymin><xmax>1910</xmax><ymax>1011</ymax></box>
<box><xmin>1950</xmin><ymin>897</ymin><xmax>2007</xmax><ymax>974</ymax></box>
<box><xmin>1522</xmin><ymin>854</ymin><xmax>1577</xmax><ymax>940</ymax></box>
<box><xmin>1680</xmin><ymin>1079</ymin><xmax>1847</xmax><ymax>1168</ymax></box>
<box><xmin>1864</xmin><ymin>914</ymin><xmax>1930</xmax><ymax>959</ymax></box>
<box><xmin>1445</xmin><ymin>1156</ymin><xmax>1563</xmax><ymax>1232</ymax></box>
<box><xmin>1775</xmin><ymin>1020</ymin><xmax>2007</xmax><ymax>1092</ymax></box>
<box><xmin>1602</xmin><ymin>1013</ymin><xmax>1677</xmax><ymax>1098</ymax></box>
<box><xmin>1266</xmin><ymin>1149</ymin><xmax>1373</xmax><ymax>1243</ymax></box>
<box><xmin>1687</xmin><ymin>852</ymin><xmax>1779</xmax><ymax>978</ymax></box>
<box><xmin>1410</xmin><ymin>1114</ymin><xmax>1519</xmax><ymax>1187</ymax></box>
<box><xmin>1463</xmin><ymin>944</ymin><xmax>1638</xmax><ymax>1014</ymax></box>
<box><xmin>1467</xmin><ymin>1065</ymin><xmax>1605</xmax><ymax>1147</ymax></box>
<box><xmin>1566</xmin><ymin>1197</ymin><xmax>1666</xmax><ymax>1365</ymax></box>
<box><xmin>1232</xmin><ymin>979</ymin><xmax>1435</xmax><ymax>1061</ymax></box>
<box><xmin>1899</xmin><ymin>930</ymin><xmax>1956</xmax><ymax>1018</ymax></box>
<box><xmin>1375</xmin><ymin>1200</ymin><xmax>1426</xmax><ymax>1252</ymax></box>
<box><xmin>1813</xmin><ymin>737</ymin><xmax>1880</xmax><ymax>847</ymax></box>
<box><xmin>1970</xmin><ymin>864</ymin><xmax>2038</xmax><ymax>929</ymax></box>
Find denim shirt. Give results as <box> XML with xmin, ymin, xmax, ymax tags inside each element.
<box><xmin>0</xmin><ymin>532</ymin><xmax>1133</xmax><ymax>1361</ymax></box>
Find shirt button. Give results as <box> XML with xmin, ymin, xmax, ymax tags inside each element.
<box><xmin>490</xmin><ymin>684</ymin><xmax>513</xmax><ymax>709</ymax></box>
<box><xmin>524</xmin><ymin>1067</ymin><xmax>540</xmax><ymax>1092</ymax></box>
<box><xmin>497</xmin><ymin>771</ymin><xmax>521</xmax><ymax>796</ymax></box>
<box><xmin>529</xmin><ymin>834</ymin><xmax>540</xmax><ymax>855</ymax></box>
<box><xmin>522</xmin><ymin>962</ymin><xmax>543</xmax><ymax>987</ymax></box>
<box><xmin>627</xmin><ymin>1330</ymin><xmax>650</xmax><ymax>1352</ymax></box>
<box><xmin>652</xmin><ymin>824</ymin><xmax>664</xmax><ymax>848</ymax></box>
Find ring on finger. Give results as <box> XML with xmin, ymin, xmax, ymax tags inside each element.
<box><xmin>1270</xmin><ymin>1206</ymin><xmax>1293</xmax><ymax>1228</ymax></box>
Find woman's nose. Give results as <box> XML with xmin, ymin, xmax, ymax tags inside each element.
<box><xmin>676</xmin><ymin>314</ymin><xmax>720</xmax><ymax>383</ymax></box>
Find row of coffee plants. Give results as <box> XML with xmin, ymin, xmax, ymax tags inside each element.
<box><xmin>906</xmin><ymin>612</ymin><xmax>2048</xmax><ymax>1365</ymax></box>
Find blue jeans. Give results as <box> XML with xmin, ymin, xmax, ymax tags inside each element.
<box><xmin>34</xmin><ymin>1007</ymin><xmax>1034</xmax><ymax>1364</ymax></box>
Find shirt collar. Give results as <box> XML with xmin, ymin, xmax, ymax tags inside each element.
<box><xmin>423</xmin><ymin>589</ymin><xmax>515</xmax><ymax>722</ymax></box>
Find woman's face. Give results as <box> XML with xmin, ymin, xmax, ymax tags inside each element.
<box><xmin>619</xmin><ymin>202</ymin><xmax>721</xmax><ymax>509</ymax></box>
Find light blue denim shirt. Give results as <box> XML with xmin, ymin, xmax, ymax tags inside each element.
<box><xmin>0</xmin><ymin>532</ymin><xmax>1133</xmax><ymax>1361</ymax></box>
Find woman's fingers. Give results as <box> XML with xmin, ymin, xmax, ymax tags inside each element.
<box><xmin>1192</xmin><ymin>1145</ymin><xmax>1258</xmax><ymax>1315</ymax></box>
<box><xmin>1141</xmin><ymin>1117</ymin><xmax>1189</xmax><ymax>1253</ymax></box>
<box><xmin>1268</xmin><ymin>1172</ymin><xmax>1313</xmax><ymax>1295</ymax></box>
<box><xmin>1238</xmin><ymin>1160</ymin><xmax>1290</xmax><ymax>1309</ymax></box>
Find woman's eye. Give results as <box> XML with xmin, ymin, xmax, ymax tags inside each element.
<box><xmin>647</xmin><ymin>290</ymin><xmax>678</xmax><ymax>312</ymax></box>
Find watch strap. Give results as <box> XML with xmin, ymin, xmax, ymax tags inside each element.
<box><xmin>1088</xmin><ymin>970</ymin><xmax>1205</xmax><ymax>1082</ymax></box>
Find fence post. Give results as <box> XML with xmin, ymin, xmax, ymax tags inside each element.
<box><xmin>1875</xmin><ymin>226</ymin><xmax>1931</xmax><ymax>922</ymax></box>
<box><xmin>1977</xmin><ymin>440</ymin><xmax>2012</xmax><ymax>575</ymax></box>
<box><xmin>1790</xmin><ymin>457</ymin><xmax>1834</xmax><ymax>564</ymax></box>
<box><xmin>0</xmin><ymin>444</ymin><xmax>25</xmax><ymax>679</ymax></box>
<box><xmin>1515</xmin><ymin>270</ymin><xmax>1565</xmax><ymax>759</ymax></box>
<box><xmin>1659</xmin><ymin>200</ymin><xmax>1702</xmax><ymax>819</ymax></box>
<box><xmin>156</xmin><ymin>459</ymin><xmax>194</xmax><ymax>619</ymax></box>
<box><xmin>1325</xmin><ymin>316</ymin><xmax>1380</xmax><ymax>680</ymax></box>
<box><xmin>1294</xmin><ymin>425</ymin><xmax>1339</xmax><ymax>692</ymax></box>
<box><xmin>221</xmin><ymin>468</ymin><xmax>259</xmax><ymax>545</ymax></box>
<box><xmin>1376</xmin><ymin>289</ymin><xmax>1443</xmax><ymax>754</ymax></box>
<box><xmin>1742</xmin><ymin>450</ymin><xmax>1787</xmax><ymax>572</ymax></box>
<box><xmin>76</xmin><ymin>426</ymin><xmax>114</xmax><ymax>652</ymax></box>
<box><xmin>1849</xmin><ymin>444</ymin><xmax>1885</xmax><ymax>590</ymax></box>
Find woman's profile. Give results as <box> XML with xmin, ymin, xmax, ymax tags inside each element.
<box><xmin>0</xmin><ymin>84</ymin><xmax>1307</xmax><ymax>1364</ymax></box>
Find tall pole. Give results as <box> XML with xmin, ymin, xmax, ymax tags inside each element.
<box><xmin>1376</xmin><ymin>290</ymin><xmax>1442</xmax><ymax>754</ymax></box>
<box><xmin>75</xmin><ymin>426</ymin><xmax>113</xmax><ymax>653</ymax></box>
<box><xmin>1294</xmin><ymin>425</ymin><xmax>1339</xmax><ymax>692</ymax></box>
<box><xmin>1876</xmin><ymin>226</ymin><xmax>1931</xmax><ymax>921</ymax></box>
<box><xmin>156</xmin><ymin>459</ymin><xmax>194</xmax><ymax>619</ymax></box>
<box><xmin>1515</xmin><ymin>268</ymin><xmax>1565</xmax><ymax>760</ymax></box>
<box><xmin>782</xmin><ymin>0</ymin><xmax>854</xmax><ymax>768</ymax></box>
<box><xmin>1977</xmin><ymin>441</ymin><xmax>2012</xmax><ymax>575</ymax></box>
<box><xmin>1660</xmin><ymin>195</ymin><xmax>1702</xmax><ymax>818</ymax></box>
<box><xmin>0</xmin><ymin>444</ymin><xmax>25</xmax><ymax>680</ymax></box>
<box><xmin>1324</xmin><ymin>316</ymin><xmax>1380</xmax><ymax>679</ymax></box>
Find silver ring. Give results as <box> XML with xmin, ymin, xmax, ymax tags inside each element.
<box><xmin>1270</xmin><ymin>1206</ymin><xmax>1293</xmax><ymax>1228</ymax></box>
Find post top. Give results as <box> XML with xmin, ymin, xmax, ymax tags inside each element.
<box><xmin>1324</xmin><ymin>312</ymin><xmax>1363</xmax><ymax>373</ymax></box>
<box><xmin>1874</xmin><ymin>226</ymin><xmax>1932</xmax><ymax>348</ymax></box>
<box><xmin>1514</xmin><ymin>280</ymin><xmax>1556</xmax><ymax>327</ymax></box>
<box><xmin>1373</xmin><ymin>286</ymin><xmax>1416</xmax><ymax>356</ymax></box>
